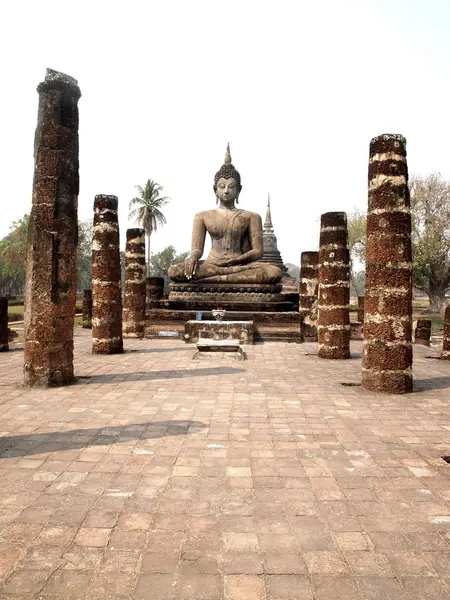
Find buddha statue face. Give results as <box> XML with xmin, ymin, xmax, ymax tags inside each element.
<box><xmin>215</xmin><ymin>177</ymin><xmax>239</xmax><ymax>207</ymax></box>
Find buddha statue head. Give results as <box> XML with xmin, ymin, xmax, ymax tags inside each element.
<box><xmin>214</xmin><ymin>144</ymin><xmax>242</xmax><ymax>204</ymax></box>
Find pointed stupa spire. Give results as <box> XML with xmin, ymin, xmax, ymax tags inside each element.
<box><xmin>264</xmin><ymin>194</ymin><xmax>274</xmax><ymax>232</ymax></box>
<box><xmin>261</xmin><ymin>194</ymin><xmax>288</xmax><ymax>275</ymax></box>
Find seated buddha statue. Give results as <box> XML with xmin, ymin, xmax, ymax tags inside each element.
<box><xmin>168</xmin><ymin>145</ymin><xmax>282</xmax><ymax>284</ymax></box>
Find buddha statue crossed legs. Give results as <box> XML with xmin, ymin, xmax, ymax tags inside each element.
<box><xmin>168</xmin><ymin>145</ymin><xmax>282</xmax><ymax>285</ymax></box>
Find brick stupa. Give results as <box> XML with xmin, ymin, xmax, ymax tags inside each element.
<box><xmin>261</xmin><ymin>196</ymin><xmax>297</xmax><ymax>294</ymax></box>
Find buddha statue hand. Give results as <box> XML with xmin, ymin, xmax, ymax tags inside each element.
<box><xmin>184</xmin><ymin>256</ymin><xmax>198</xmax><ymax>280</ymax></box>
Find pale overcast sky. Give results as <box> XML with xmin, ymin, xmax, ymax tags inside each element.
<box><xmin>1</xmin><ymin>0</ymin><xmax>449</xmax><ymax>265</ymax></box>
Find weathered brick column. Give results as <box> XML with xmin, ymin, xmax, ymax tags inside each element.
<box><xmin>299</xmin><ymin>251</ymin><xmax>319</xmax><ymax>342</ymax></box>
<box><xmin>414</xmin><ymin>319</ymin><xmax>431</xmax><ymax>346</ymax></box>
<box><xmin>362</xmin><ymin>134</ymin><xmax>412</xmax><ymax>393</ymax></box>
<box><xmin>357</xmin><ymin>296</ymin><xmax>365</xmax><ymax>324</ymax></box>
<box><xmin>0</xmin><ymin>297</ymin><xmax>9</xmax><ymax>352</ymax></box>
<box><xmin>441</xmin><ymin>306</ymin><xmax>450</xmax><ymax>360</ymax></box>
<box><xmin>82</xmin><ymin>289</ymin><xmax>92</xmax><ymax>329</ymax></box>
<box><xmin>23</xmin><ymin>69</ymin><xmax>80</xmax><ymax>386</ymax></box>
<box><xmin>123</xmin><ymin>228</ymin><xmax>146</xmax><ymax>338</ymax></box>
<box><xmin>92</xmin><ymin>195</ymin><xmax>123</xmax><ymax>354</ymax></box>
<box><xmin>318</xmin><ymin>212</ymin><xmax>350</xmax><ymax>359</ymax></box>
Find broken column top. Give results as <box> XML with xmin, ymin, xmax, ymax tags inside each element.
<box><xmin>370</xmin><ymin>134</ymin><xmax>407</xmax><ymax>154</ymax></box>
<box><xmin>370</xmin><ymin>133</ymin><xmax>406</xmax><ymax>144</ymax></box>
<box><xmin>45</xmin><ymin>68</ymin><xmax>78</xmax><ymax>86</ymax></box>
<box><xmin>38</xmin><ymin>68</ymin><xmax>81</xmax><ymax>97</ymax></box>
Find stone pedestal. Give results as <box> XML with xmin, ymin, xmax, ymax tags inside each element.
<box><xmin>23</xmin><ymin>69</ymin><xmax>80</xmax><ymax>386</ymax></box>
<box><xmin>146</xmin><ymin>309</ymin><xmax>302</xmax><ymax>343</ymax></box>
<box><xmin>0</xmin><ymin>297</ymin><xmax>9</xmax><ymax>352</ymax></box>
<box><xmin>318</xmin><ymin>213</ymin><xmax>350</xmax><ymax>359</ymax></box>
<box><xmin>92</xmin><ymin>195</ymin><xmax>123</xmax><ymax>354</ymax></box>
<box><xmin>362</xmin><ymin>134</ymin><xmax>412</xmax><ymax>394</ymax></box>
<box><xmin>414</xmin><ymin>319</ymin><xmax>431</xmax><ymax>346</ymax></box>
<box><xmin>299</xmin><ymin>251</ymin><xmax>319</xmax><ymax>342</ymax></box>
<box><xmin>168</xmin><ymin>282</ymin><xmax>292</xmax><ymax>312</ymax></box>
<box><xmin>146</xmin><ymin>277</ymin><xmax>165</xmax><ymax>311</ymax></box>
<box><xmin>123</xmin><ymin>229</ymin><xmax>146</xmax><ymax>338</ymax></box>
<box><xmin>441</xmin><ymin>306</ymin><xmax>450</xmax><ymax>360</ymax></box>
<box><xmin>82</xmin><ymin>290</ymin><xmax>92</xmax><ymax>329</ymax></box>
<box><xmin>185</xmin><ymin>320</ymin><xmax>254</xmax><ymax>344</ymax></box>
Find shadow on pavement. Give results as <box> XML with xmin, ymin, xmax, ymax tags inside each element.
<box><xmin>413</xmin><ymin>376</ymin><xmax>450</xmax><ymax>392</ymax></box>
<box><xmin>78</xmin><ymin>366</ymin><xmax>245</xmax><ymax>383</ymax></box>
<box><xmin>126</xmin><ymin>347</ymin><xmax>188</xmax><ymax>354</ymax></box>
<box><xmin>0</xmin><ymin>420</ymin><xmax>206</xmax><ymax>458</ymax></box>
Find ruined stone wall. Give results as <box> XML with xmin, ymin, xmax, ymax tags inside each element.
<box><xmin>441</xmin><ymin>306</ymin><xmax>450</xmax><ymax>360</ymax></box>
<box><xmin>0</xmin><ymin>297</ymin><xmax>8</xmax><ymax>352</ymax></box>
<box><xmin>362</xmin><ymin>134</ymin><xmax>412</xmax><ymax>393</ymax></box>
<box><xmin>82</xmin><ymin>289</ymin><xmax>92</xmax><ymax>329</ymax></box>
<box><xmin>318</xmin><ymin>213</ymin><xmax>350</xmax><ymax>359</ymax></box>
<box><xmin>414</xmin><ymin>319</ymin><xmax>431</xmax><ymax>347</ymax></box>
<box><xmin>91</xmin><ymin>195</ymin><xmax>123</xmax><ymax>354</ymax></box>
<box><xmin>23</xmin><ymin>69</ymin><xmax>80</xmax><ymax>386</ymax></box>
<box><xmin>123</xmin><ymin>229</ymin><xmax>146</xmax><ymax>338</ymax></box>
<box><xmin>299</xmin><ymin>251</ymin><xmax>319</xmax><ymax>342</ymax></box>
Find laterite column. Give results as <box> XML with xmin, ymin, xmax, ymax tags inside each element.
<box><xmin>362</xmin><ymin>134</ymin><xmax>412</xmax><ymax>393</ymax></box>
<box><xmin>441</xmin><ymin>306</ymin><xmax>450</xmax><ymax>360</ymax></box>
<box><xmin>299</xmin><ymin>251</ymin><xmax>319</xmax><ymax>342</ymax></box>
<box><xmin>23</xmin><ymin>69</ymin><xmax>80</xmax><ymax>386</ymax></box>
<box><xmin>0</xmin><ymin>297</ymin><xmax>8</xmax><ymax>352</ymax></box>
<box><xmin>414</xmin><ymin>319</ymin><xmax>431</xmax><ymax>347</ymax></box>
<box><xmin>82</xmin><ymin>290</ymin><xmax>92</xmax><ymax>329</ymax></box>
<box><xmin>357</xmin><ymin>296</ymin><xmax>365</xmax><ymax>324</ymax></box>
<box><xmin>318</xmin><ymin>212</ymin><xmax>350</xmax><ymax>359</ymax></box>
<box><xmin>92</xmin><ymin>195</ymin><xmax>123</xmax><ymax>354</ymax></box>
<box><xmin>123</xmin><ymin>228</ymin><xmax>146</xmax><ymax>338</ymax></box>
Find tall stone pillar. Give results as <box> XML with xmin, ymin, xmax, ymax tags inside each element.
<box><xmin>362</xmin><ymin>134</ymin><xmax>412</xmax><ymax>393</ymax></box>
<box><xmin>318</xmin><ymin>212</ymin><xmax>350</xmax><ymax>359</ymax></box>
<box><xmin>0</xmin><ymin>298</ymin><xmax>9</xmax><ymax>352</ymax></box>
<box><xmin>23</xmin><ymin>69</ymin><xmax>80</xmax><ymax>386</ymax></box>
<box><xmin>441</xmin><ymin>306</ymin><xmax>450</xmax><ymax>360</ymax></box>
<box><xmin>123</xmin><ymin>228</ymin><xmax>146</xmax><ymax>338</ymax></box>
<box><xmin>414</xmin><ymin>319</ymin><xmax>431</xmax><ymax>347</ymax></box>
<box><xmin>92</xmin><ymin>195</ymin><xmax>123</xmax><ymax>354</ymax></box>
<box><xmin>82</xmin><ymin>289</ymin><xmax>92</xmax><ymax>329</ymax></box>
<box><xmin>357</xmin><ymin>296</ymin><xmax>365</xmax><ymax>324</ymax></box>
<box><xmin>299</xmin><ymin>251</ymin><xmax>319</xmax><ymax>342</ymax></box>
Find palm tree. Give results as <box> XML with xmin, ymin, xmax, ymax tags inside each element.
<box><xmin>128</xmin><ymin>180</ymin><xmax>169</xmax><ymax>275</ymax></box>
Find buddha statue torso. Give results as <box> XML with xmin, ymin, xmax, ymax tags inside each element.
<box><xmin>168</xmin><ymin>146</ymin><xmax>282</xmax><ymax>285</ymax></box>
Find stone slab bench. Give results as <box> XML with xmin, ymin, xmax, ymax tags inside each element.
<box><xmin>194</xmin><ymin>338</ymin><xmax>245</xmax><ymax>360</ymax></box>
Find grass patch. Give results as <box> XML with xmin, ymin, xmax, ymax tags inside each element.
<box><xmin>8</xmin><ymin>304</ymin><xmax>24</xmax><ymax>322</ymax></box>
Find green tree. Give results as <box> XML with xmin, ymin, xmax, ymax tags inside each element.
<box><xmin>128</xmin><ymin>180</ymin><xmax>169</xmax><ymax>275</ymax></box>
<box><xmin>410</xmin><ymin>173</ymin><xmax>450</xmax><ymax>312</ymax></box>
<box><xmin>346</xmin><ymin>173</ymin><xmax>450</xmax><ymax>311</ymax></box>
<box><xmin>0</xmin><ymin>214</ymin><xmax>30</xmax><ymax>295</ymax></box>
<box><xmin>77</xmin><ymin>219</ymin><xmax>92</xmax><ymax>291</ymax></box>
<box><xmin>347</xmin><ymin>209</ymin><xmax>366</xmax><ymax>296</ymax></box>
<box><xmin>149</xmin><ymin>245</ymin><xmax>189</xmax><ymax>290</ymax></box>
<box><xmin>285</xmin><ymin>263</ymin><xmax>299</xmax><ymax>286</ymax></box>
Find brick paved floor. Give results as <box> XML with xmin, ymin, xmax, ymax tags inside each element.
<box><xmin>0</xmin><ymin>328</ymin><xmax>449</xmax><ymax>599</ymax></box>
